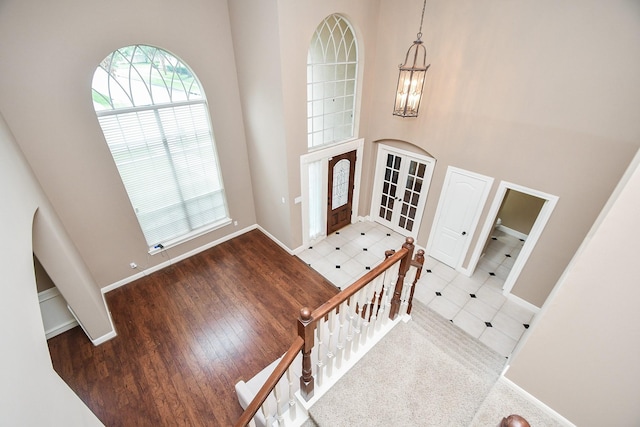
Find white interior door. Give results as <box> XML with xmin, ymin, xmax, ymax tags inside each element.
<box><xmin>371</xmin><ymin>145</ymin><xmax>435</xmax><ymax>237</ymax></box>
<box><xmin>428</xmin><ymin>167</ymin><xmax>493</xmax><ymax>268</ymax></box>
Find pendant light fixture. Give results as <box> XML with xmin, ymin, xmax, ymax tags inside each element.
<box><xmin>393</xmin><ymin>0</ymin><xmax>430</xmax><ymax>118</ymax></box>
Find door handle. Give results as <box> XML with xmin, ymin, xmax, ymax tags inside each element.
<box><xmin>462</xmin><ymin>231</ymin><xmax>467</xmax><ymax>236</ymax></box>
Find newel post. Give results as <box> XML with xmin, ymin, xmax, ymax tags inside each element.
<box><xmin>389</xmin><ymin>237</ymin><xmax>415</xmax><ymax>320</ymax></box>
<box><xmin>298</xmin><ymin>307</ymin><xmax>315</xmax><ymax>400</ymax></box>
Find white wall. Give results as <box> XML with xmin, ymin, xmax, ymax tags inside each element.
<box><xmin>507</xmin><ymin>149</ymin><xmax>640</xmax><ymax>426</ymax></box>
<box><xmin>365</xmin><ymin>0</ymin><xmax>640</xmax><ymax>306</ymax></box>
<box><xmin>0</xmin><ymin>114</ymin><xmax>102</xmax><ymax>425</ymax></box>
<box><xmin>0</xmin><ymin>0</ymin><xmax>256</xmax><ymax>289</ymax></box>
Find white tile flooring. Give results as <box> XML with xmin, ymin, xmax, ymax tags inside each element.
<box><xmin>297</xmin><ymin>221</ymin><xmax>535</xmax><ymax>358</ymax></box>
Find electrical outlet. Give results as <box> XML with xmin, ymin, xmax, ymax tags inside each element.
<box><xmin>129</xmin><ymin>262</ymin><xmax>137</xmax><ymax>269</ymax></box>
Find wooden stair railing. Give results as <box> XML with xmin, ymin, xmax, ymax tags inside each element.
<box><xmin>235</xmin><ymin>237</ymin><xmax>422</xmax><ymax>427</ymax></box>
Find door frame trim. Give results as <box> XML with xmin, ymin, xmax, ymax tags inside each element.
<box><xmin>463</xmin><ymin>181</ymin><xmax>559</xmax><ymax>298</ymax></box>
<box><xmin>300</xmin><ymin>138</ymin><xmax>364</xmax><ymax>247</ymax></box>
<box><xmin>369</xmin><ymin>144</ymin><xmax>435</xmax><ymax>237</ymax></box>
<box><xmin>426</xmin><ymin>166</ymin><xmax>494</xmax><ymax>269</ymax></box>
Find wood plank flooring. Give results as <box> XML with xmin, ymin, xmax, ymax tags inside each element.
<box><xmin>47</xmin><ymin>230</ymin><xmax>339</xmax><ymax>427</ymax></box>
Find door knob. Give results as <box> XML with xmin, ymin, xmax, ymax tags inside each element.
<box><xmin>462</xmin><ymin>231</ymin><xmax>467</xmax><ymax>236</ymax></box>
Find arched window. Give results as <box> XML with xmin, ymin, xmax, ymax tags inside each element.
<box><xmin>307</xmin><ymin>15</ymin><xmax>358</xmax><ymax>149</ymax></box>
<box><xmin>92</xmin><ymin>45</ymin><xmax>229</xmax><ymax>251</ymax></box>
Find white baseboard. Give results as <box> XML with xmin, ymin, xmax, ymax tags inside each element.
<box><xmin>498</xmin><ymin>375</ymin><xmax>576</xmax><ymax>426</ymax></box>
<box><xmin>102</xmin><ymin>224</ymin><xmax>258</xmax><ymax>294</ymax></box>
<box><xmin>506</xmin><ymin>292</ymin><xmax>540</xmax><ymax>313</ymax></box>
<box><xmin>91</xmin><ymin>330</ymin><xmax>118</xmax><ymax>346</ymax></box>
<box><xmin>255</xmin><ymin>225</ymin><xmax>295</xmax><ymax>255</ymax></box>
<box><xmin>66</xmin><ymin>302</ymin><xmax>118</xmax><ymax>346</ymax></box>
<box><xmin>497</xmin><ymin>224</ymin><xmax>528</xmax><ymax>241</ymax></box>
<box><xmin>38</xmin><ymin>287</ymin><xmax>79</xmax><ymax>339</ymax></box>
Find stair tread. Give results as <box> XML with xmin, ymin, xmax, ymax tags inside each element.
<box><xmin>409</xmin><ymin>300</ymin><xmax>506</xmax><ymax>378</ymax></box>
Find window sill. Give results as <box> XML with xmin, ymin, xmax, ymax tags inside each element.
<box><xmin>147</xmin><ymin>217</ymin><xmax>232</xmax><ymax>255</ymax></box>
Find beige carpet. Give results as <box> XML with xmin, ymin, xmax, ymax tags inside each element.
<box><xmin>308</xmin><ymin>302</ymin><xmax>568</xmax><ymax>426</ymax></box>
<box><xmin>471</xmin><ymin>378</ymin><xmax>567</xmax><ymax>426</ymax></box>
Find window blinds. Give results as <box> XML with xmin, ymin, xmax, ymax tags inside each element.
<box><xmin>98</xmin><ymin>102</ymin><xmax>228</xmax><ymax>248</ymax></box>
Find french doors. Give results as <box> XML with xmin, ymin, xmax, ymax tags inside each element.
<box><xmin>371</xmin><ymin>145</ymin><xmax>435</xmax><ymax>236</ymax></box>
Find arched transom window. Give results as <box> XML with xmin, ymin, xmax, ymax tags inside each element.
<box><xmin>92</xmin><ymin>45</ymin><xmax>229</xmax><ymax>251</ymax></box>
<box><xmin>307</xmin><ymin>15</ymin><xmax>358</xmax><ymax>149</ymax></box>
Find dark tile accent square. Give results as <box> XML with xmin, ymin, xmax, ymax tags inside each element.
<box><xmin>435</xmin><ymin>291</ymin><xmax>442</xmax><ymax>296</ymax></box>
<box><xmin>470</xmin><ymin>294</ymin><xmax>477</xmax><ymax>298</ymax></box>
<box><xmin>489</xmin><ymin>272</ymin><xmax>496</xmax><ymax>276</ymax></box>
<box><xmin>505</xmin><ymin>254</ymin><xmax>512</xmax><ymax>257</ymax></box>
<box><xmin>336</xmin><ymin>231</ymin><xmax>340</xmax><ymax>234</ymax></box>
<box><xmin>308</xmin><ymin>246</ymin><xmax>313</xmax><ymax>249</ymax></box>
<box><xmin>491</xmin><ymin>237</ymin><xmax>497</xmax><ymax>240</ymax></box>
<box><xmin>426</xmin><ymin>269</ymin><xmax>432</xmax><ymax>273</ymax></box>
<box><xmin>361</xmin><ymin>232</ymin><xmax>365</xmax><ymax>235</ymax></box>
<box><xmin>523</xmin><ymin>324</ymin><xmax>530</xmax><ymax>329</ymax></box>
<box><xmin>449</xmin><ymin>319</ymin><xmax>454</xmax><ymax>323</ymax></box>
<box><xmin>335</xmin><ymin>265</ymin><xmax>340</xmax><ymax>269</ymax></box>
<box><xmin>365</xmin><ymin>266</ymin><xmax>371</xmax><ymax>270</ymax></box>
<box><xmin>485</xmin><ymin>322</ymin><xmax>493</xmax><ymax>327</ymax></box>
<box><xmin>387</xmin><ymin>233</ymin><xmax>391</xmax><ymax>236</ymax></box>
<box><xmin>335</xmin><ymin>247</ymin><xmax>340</xmax><ymax>250</ymax></box>
<box><xmin>363</xmin><ymin>248</ymin><xmax>368</xmax><ymax>251</ymax></box>
<box><xmin>519</xmin><ymin>238</ymin><xmax>525</xmax><ymax>242</ymax></box>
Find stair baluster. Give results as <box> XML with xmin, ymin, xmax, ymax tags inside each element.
<box><xmin>335</xmin><ymin>300</ymin><xmax>347</xmax><ymax>370</ymax></box>
<box><xmin>274</xmin><ymin>377</ymin><xmax>284</xmax><ymax>425</ymax></box>
<box><xmin>358</xmin><ymin>283</ymin><xmax>371</xmax><ymax>347</ymax></box>
<box><xmin>315</xmin><ymin>315</ymin><xmax>325</xmax><ymax>387</ymax></box>
<box><xmin>367</xmin><ymin>274</ymin><xmax>384</xmax><ymax>339</ymax></box>
<box><xmin>351</xmin><ymin>288</ymin><xmax>363</xmax><ymax>353</ymax></box>
<box><xmin>286</xmin><ymin>365</ymin><xmax>296</xmax><ymax>422</ymax></box>
<box><xmin>326</xmin><ymin>309</ymin><xmax>337</xmax><ymax>378</ymax></box>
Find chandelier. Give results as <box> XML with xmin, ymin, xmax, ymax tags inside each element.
<box><xmin>393</xmin><ymin>0</ymin><xmax>430</xmax><ymax>118</ymax></box>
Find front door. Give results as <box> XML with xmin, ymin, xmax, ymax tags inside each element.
<box><xmin>327</xmin><ymin>150</ymin><xmax>356</xmax><ymax>234</ymax></box>
<box><xmin>429</xmin><ymin>167</ymin><xmax>493</xmax><ymax>268</ymax></box>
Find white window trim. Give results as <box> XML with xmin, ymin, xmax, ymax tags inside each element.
<box><xmin>148</xmin><ymin>217</ymin><xmax>232</xmax><ymax>255</ymax></box>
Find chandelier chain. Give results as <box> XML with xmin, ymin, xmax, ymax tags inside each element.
<box><xmin>418</xmin><ymin>0</ymin><xmax>427</xmax><ymax>39</ymax></box>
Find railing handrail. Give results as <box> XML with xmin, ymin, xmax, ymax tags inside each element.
<box><xmin>234</xmin><ymin>336</ymin><xmax>304</xmax><ymax>427</ymax></box>
<box><xmin>309</xmin><ymin>246</ymin><xmax>409</xmax><ymax>322</ymax></box>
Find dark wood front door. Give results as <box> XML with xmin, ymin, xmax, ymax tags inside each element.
<box><xmin>327</xmin><ymin>150</ymin><xmax>356</xmax><ymax>234</ymax></box>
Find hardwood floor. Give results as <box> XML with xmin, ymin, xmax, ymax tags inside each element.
<box><xmin>47</xmin><ymin>230</ymin><xmax>339</xmax><ymax>427</ymax></box>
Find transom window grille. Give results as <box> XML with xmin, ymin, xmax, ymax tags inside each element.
<box><xmin>91</xmin><ymin>45</ymin><xmax>229</xmax><ymax>250</ymax></box>
<box><xmin>307</xmin><ymin>15</ymin><xmax>358</xmax><ymax>149</ymax></box>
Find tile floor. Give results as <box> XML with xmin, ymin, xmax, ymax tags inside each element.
<box><xmin>297</xmin><ymin>220</ymin><xmax>535</xmax><ymax>358</ymax></box>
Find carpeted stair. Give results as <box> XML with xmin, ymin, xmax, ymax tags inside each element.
<box><xmin>307</xmin><ymin>300</ymin><xmax>508</xmax><ymax>426</ymax></box>
<box><xmin>409</xmin><ymin>299</ymin><xmax>507</xmax><ymax>380</ymax></box>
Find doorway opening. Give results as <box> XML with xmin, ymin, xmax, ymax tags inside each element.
<box><xmin>465</xmin><ymin>181</ymin><xmax>558</xmax><ymax>298</ymax></box>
